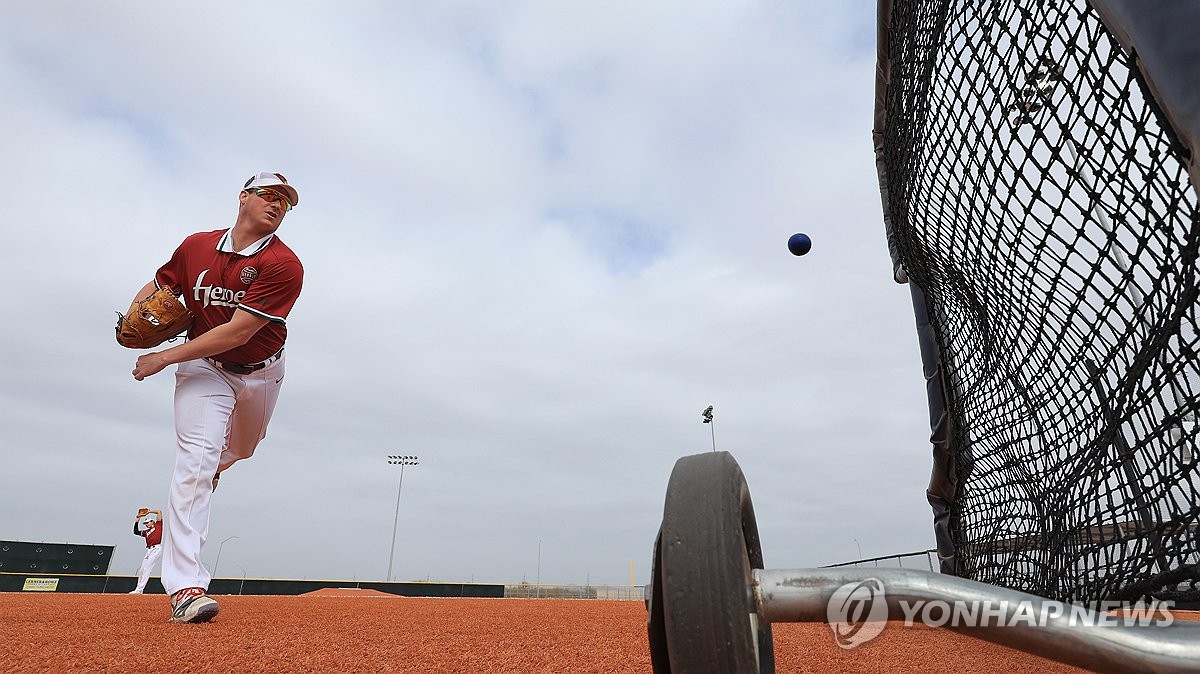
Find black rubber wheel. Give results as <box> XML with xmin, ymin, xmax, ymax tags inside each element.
<box><xmin>646</xmin><ymin>529</ymin><xmax>671</xmax><ymax>670</ymax></box>
<box><xmin>654</xmin><ymin>451</ymin><xmax>774</xmax><ymax>673</ymax></box>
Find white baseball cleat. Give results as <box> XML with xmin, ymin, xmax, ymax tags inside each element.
<box><xmin>169</xmin><ymin>587</ymin><xmax>219</xmax><ymax>624</ymax></box>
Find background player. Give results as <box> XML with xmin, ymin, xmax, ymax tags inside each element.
<box><xmin>130</xmin><ymin>507</ymin><xmax>163</xmax><ymax>594</ymax></box>
<box><xmin>126</xmin><ymin>172</ymin><xmax>304</xmax><ymax>623</ymax></box>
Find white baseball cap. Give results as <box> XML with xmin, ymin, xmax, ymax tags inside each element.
<box><xmin>243</xmin><ymin>171</ymin><xmax>299</xmax><ymax>207</ymax></box>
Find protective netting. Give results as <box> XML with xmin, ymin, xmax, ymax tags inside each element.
<box><xmin>877</xmin><ymin>0</ymin><xmax>1200</xmax><ymax>603</ymax></box>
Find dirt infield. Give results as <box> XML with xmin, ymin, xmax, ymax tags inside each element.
<box><xmin>0</xmin><ymin>592</ymin><xmax>1107</xmax><ymax>672</ymax></box>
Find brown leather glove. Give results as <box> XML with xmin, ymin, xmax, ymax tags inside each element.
<box><xmin>115</xmin><ymin>286</ymin><xmax>194</xmax><ymax>349</ymax></box>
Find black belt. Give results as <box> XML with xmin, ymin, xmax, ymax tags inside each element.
<box><xmin>208</xmin><ymin>349</ymin><xmax>283</xmax><ymax>375</ymax></box>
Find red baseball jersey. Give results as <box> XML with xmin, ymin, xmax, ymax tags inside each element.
<box><xmin>138</xmin><ymin>517</ymin><xmax>163</xmax><ymax>547</ymax></box>
<box><xmin>156</xmin><ymin>229</ymin><xmax>304</xmax><ymax>365</ymax></box>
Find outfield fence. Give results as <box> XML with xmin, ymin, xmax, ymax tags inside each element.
<box><xmin>501</xmin><ymin>550</ymin><xmax>941</xmax><ymax>600</ymax></box>
<box><xmin>504</xmin><ymin>583</ymin><xmax>647</xmax><ymax>600</ymax></box>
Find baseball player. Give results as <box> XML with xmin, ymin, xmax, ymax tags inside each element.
<box><xmin>126</xmin><ymin>172</ymin><xmax>304</xmax><ymax>623</ymax></box>
<box><xmin>130</xmin><ymin>507</ymin><xmax>163</xmax><ymax>594</ymax></box>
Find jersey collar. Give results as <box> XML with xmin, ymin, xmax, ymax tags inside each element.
<box><xmin>217</xmin><ymin>229</ymin><xmax>274</xmax><ymax>256</ymax></box>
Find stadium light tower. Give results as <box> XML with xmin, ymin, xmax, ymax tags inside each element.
<box><xmin>386</xmin><ymin>455</ymin><xmax>420</xmax><ymax>581</ymax></box>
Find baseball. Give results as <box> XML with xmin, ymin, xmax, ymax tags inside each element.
<box><xmin>788</xmin><ymin>232</ymin><xmax>812</xmax><ymax>256</ymax></box>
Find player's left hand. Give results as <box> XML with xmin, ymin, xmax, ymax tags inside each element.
<box><xmin>133</xmin><ymin>352</ymin><xmax>170</xmax><ymax>381</ymax></box>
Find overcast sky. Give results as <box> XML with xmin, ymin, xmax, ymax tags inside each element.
<box><xmin>0</xmin><ymin>1</ymin><xmax>937</xmax><ymax>587</ymax></box>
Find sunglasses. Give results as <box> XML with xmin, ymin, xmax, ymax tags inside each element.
<box><xmin>248</xmin><ymin>188</ymin><xmax>293</xmax><ymax>211</ymax></box>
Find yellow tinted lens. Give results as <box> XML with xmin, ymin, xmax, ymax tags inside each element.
<box><xmin>254</xmin><ymin>189</ymin><xmax>291</xmax><ymax>210</ymax></box>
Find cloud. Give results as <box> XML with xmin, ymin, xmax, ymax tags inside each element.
<box><xmin>0</xmin><ymin>1</ymin><xmax>933</xmax><ymax>586</ymax></box>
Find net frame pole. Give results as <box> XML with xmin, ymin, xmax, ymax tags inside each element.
<box><xmin>754</xmin><ymin>567</ymin><xmax>1200</xmax><ymax>673</ymax></box>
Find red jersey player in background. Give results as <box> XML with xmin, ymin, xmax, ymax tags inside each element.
<box><xmin>130</xmin><ymin>507</ymin><xmax>163</xmax><ymax>594</ymax></box>
<box><xmin>125</xmin><ymin>172</ymin><xmax>304</xmax><ymax>623</ymax></box>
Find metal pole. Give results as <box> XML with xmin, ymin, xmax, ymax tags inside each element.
<box><xmin>386</xmin><ymin>455</ymin><xmax>419</xmax><ymax>581</ymax></box>
<box><xmin>213</xmin><ymin>535</ymin><xmax>238</xmax><ymax>580</ymax></box>
<box><xmin>536</xmin><ymin>539</ymin><xmax>542</xmax><ymax>598</ymax></box>
<box><xmin>753</xmin><ymin>567</ymin><xmax>1200</xmax><ymax>673</ymax></box>
<box><xmin>235</xmin><ymin>564</ymin><xmax>247</xmax><ymax>595</ymax></box>
<box><xmin>702</xmin><ymin>405</ymin><xmax>716</xmax><ymax>452</ymax></box>
<box><xmin>387</xmin><ymin>466</ymin><xmax>403</xmax><ymax>581</ymax></box>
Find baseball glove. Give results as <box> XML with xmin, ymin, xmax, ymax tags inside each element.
<box><xmin>136</xmin><ymin>507</ymin><xmax>150</xmax><ymax>518</ymax></box>
<box><xmin>115</xmin><ymin>286</ymin><xmax>194</xmax><ymax>349</ymax></box>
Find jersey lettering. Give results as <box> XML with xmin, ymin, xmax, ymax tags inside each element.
<box><xmin>192</xmin><ymin>269</ymin><xmax>247</xmax><ymax>309</ymax></box>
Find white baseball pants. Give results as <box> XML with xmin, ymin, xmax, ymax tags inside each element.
<box><xmin>162</xmin><ymin>353</ymin><xmax>284</xmax><ymax>596</ymax></box>
<box><xmin>133</xmin><ymin>544</ymin><xmax>162</xmax><ymax>592</ymax></box>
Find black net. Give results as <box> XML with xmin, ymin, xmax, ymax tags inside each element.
<box><xmin>878</xmin><ymin>0</ymin><xmax>1200</xmax><ymax>603</ymax></box>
